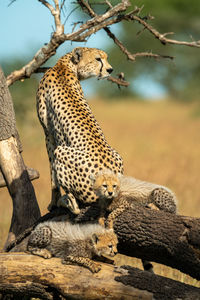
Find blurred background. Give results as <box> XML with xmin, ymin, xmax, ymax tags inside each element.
<box><xmin>1</xmin><ymin>0</ymin><xmax>200</xmax><ymax>287</ymax></box>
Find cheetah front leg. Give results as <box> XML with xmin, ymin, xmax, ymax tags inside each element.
<box><xmin>48</xmin><ymin>168</ymin><xmax>62</xmax><ymax>211</ymax></box>
<box><xmin>45</xmin><ymin>134</ymin><xmax>62</xmax><ymax>211</ymax></box>
<box><xmin>106</xmin><ymin>203</ymin><xmax>129</xmax><ymax>229</ymax></box>
<box><xmin>57</xmin><ymin>193</ymin><xmax>81</xmax><ymax>215</ymax></box>
<box><xmin>62</xmin><ymin>256</ymin><xmax>102</xmax><ymax>273</ymax></box>
<box><xmin>46</xmin><ymin>133</ymin><xmax>61</xmax><ymax>211</ymax></box>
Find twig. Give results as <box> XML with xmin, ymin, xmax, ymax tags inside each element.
<box><xmin>35</xmin><ymin>67</ymin><xmax>129</xmax><ymax>89</ymax></box>
<box><xmin>107</xmin><ymin>76</ymin><xmax>129</xmax><ymax>87</ymax></box>
<box><xmin>38</xmin><ymin>0</ymin><xmax>64</xmax><ymax>36</ymax></box>
<box><xmin>129</xmin><ymin>14</ymin><xmax>200</xmax><ymax>48</ymax></box>
<box><xmin>77</xmin><ymin>1</ymin><xmax>173</xmax><ymax>62</ymax></box>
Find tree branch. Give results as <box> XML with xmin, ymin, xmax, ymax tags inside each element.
<box><xmin>6</xmin><ymin>201</ymin><xmax>200</xmax><ymax>281</ymax></box>
<box><xmin>6</xmin><ymin>0</ymin><xmax>200</xmax><ymax>86</ymax></box>
<box><xmin>0</xmin><ymin>253</ymin><xmax>200</xmax><ymax>299</ymax></box>
<box><xmin>77</xmin><ymin>0</ymin><xmax>174</xmax><ymax>63</ymax></box>
<box><xmin>71</xmin><ymin>202</ymin><xmax>200</xmax><ymax>281</ymax></box>
<box><xmin>39</xmin><ymin>0</ymin><xmax>64</xmax><ymax>35</ymax></box>
<box><xmin>35</xmin><ymin>67</ymin><xmax>130</xmax><ymax>89</ymax></box>
<box><xmin>129</xmin><ymin>14</ymin><xmax>200</xmax><ymax>47</ymax></box>
<box><xmin>6</xmin><ymin>0</ymin><xmax>130</xmax><ymax>86</ymax></box>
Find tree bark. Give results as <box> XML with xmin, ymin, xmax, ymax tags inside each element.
<box><xmin>59</xmin><ymin>202</ymin><xmax>200</xmax><ymax>281</ymax></box>
<box><xmin>0</xmin><ymin>253</ymin><xmax>200</xmax><ymax>300</ymax></box>
<box><xmin>0</xmin><ymin>66</ymin><xmax>41</xmax><ymax>250</ymax></box>
<box><xmin>0</xmin><ymin>167</ymin><xmax>39</xmax><ymax>187</ymax></box>
<box><xmin>113</xmin><ymin>203</ymin><xmax>200</xmax><ymax>281</ymax></box>
<box><xmin>6</xmin><ymin>202</ymin><xmax>200</xmax><ymax>282</ymax></box>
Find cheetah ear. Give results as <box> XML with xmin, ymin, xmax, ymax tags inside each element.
<box><xmin>71</xmin><ymin>48</ymin><xmax>83</xmax><ymax>64</ymax></box>
<box><xmin>91</xmin><ymin>233</ymin><xmax>99</xmax><ymax>244</ymax></box>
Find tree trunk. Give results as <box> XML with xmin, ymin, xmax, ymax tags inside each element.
<box><xmin>0</xmin><ymin>253</ymin><xmax>200</xmax><ymax>300</ymax></box>
<box><xmin>0</xmin><ymin>66</ymin><xmax>41</xmax><ymax>250</ymax></box>
<box><xmin>0</xmin><ymin>167</ymin><xmax>39</xmax><ymax>187</ymax></box>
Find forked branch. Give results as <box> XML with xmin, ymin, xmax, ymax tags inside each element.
<box><xmin>6</xmin><ymin>0</ymin><xmax>200</xmax><ymax>87</ymax></box>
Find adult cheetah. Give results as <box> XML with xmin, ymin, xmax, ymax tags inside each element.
<box><xmin>37</xmin><ymin>47</ymin><xmax>123</xmax><ymax>213</ymax></box>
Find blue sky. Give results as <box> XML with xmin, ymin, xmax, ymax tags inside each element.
<box><xmin>0</xmin><ymin>0</ymin><xmax>108</xmax><ymax>59</ymax></box>
<box><xmin>0</xmin><ymin>0</ymin><xmax>165</xmax><ymax>98</ymax></box>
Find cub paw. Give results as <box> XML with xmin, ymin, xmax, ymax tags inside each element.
<box><xmin>90</xmin><ymin>262</ymin><xmax>102</xmax><ymax>273</ymax></box>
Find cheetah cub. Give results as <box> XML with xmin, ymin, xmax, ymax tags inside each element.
<box><xmin>91</xmin><ymin>170</ymin><xmax>177</xmax><ymax>273</ymax></box>
<box><xmin>91</xmin><ymin>170</ymin><xmax>177</xmax><ymax>228</ymax></box>
<box><xmin>26</xmin><ymin>217</ymin><xmax>118</xmax><ymax>273</ymax></box>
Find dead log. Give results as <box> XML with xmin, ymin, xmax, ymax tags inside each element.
<box><xmin>49</xmin><ymin>202</ymin><xmax>200</xmax><ymax>281</ymax></box>
<box><xmin>0</xmin><ymin>66</ymin><xmax>41</xmax><ymax>250</ymax></box>
<box><xmin>0</xmin><ymin>253</ymin><xmax>200</xmax><ymax>300</ymax></box>
<box><xmin>113</xmin><ymin>203</ymin><xmax>200</xmax><ymax>281</ymax></box>
<box><xmin>6</xmin><ymin>201</ymin><xmax>200</xmax><ymax>282</ymax></box>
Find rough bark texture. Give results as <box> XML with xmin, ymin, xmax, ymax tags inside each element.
<box><xmin>0</xmin><ymin>253</ymin><xmax>200</xmax><ymax>300</ymax></box>
<box><xmin>0</xmin><ymin>67</ymin><xmax>21</xmax><ymax>151</ymax></box>
<box><xmin>0</xmin><ymin>67</ymin><xmax>17</xmax><ymax>141</ymax></box>
<box><xmin>0</xmin><ymin>67</ymin><xmax>41</xmax><ymax>250</ymax></box>
<box><xmin>113</xmin><ymin>203</ymin><xmax>200</xmax><ymax>281</ymax></box>
<box><xmin>6</xmin><ymin>202</ymin><xmax>200</xmax><ymax>282</ymax></box>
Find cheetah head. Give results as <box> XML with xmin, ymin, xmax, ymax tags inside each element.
<box><xmin>91</xmin><ymin>170</ymin><xmax>120</xmax><ymax>200</ymax></box>
<box><xmin>71</xmin><ymin>47</ymin><xmax>113</xmax><ymax>80</ymax></box>
<box><xmin>91</xmin><ymin>229</ymin><xmax>118</xmax><ymax>258</ymax></box>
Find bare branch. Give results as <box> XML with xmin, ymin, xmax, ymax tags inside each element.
<box><xmin>77</xmin><ymin>1</ymin><xmax>173</xmax><ymax>63</ymax></box>
<box><xmin>1</xmin><ymin>253</ymin><xmax>200</xmax><ymax>299</ymax></box>
<box><xmin>6</xmin><ymin>0</ymin><xmax>131</xmax><ymax>86</ymax></box>
<box><xmin>103</xmin><ymin>27</ymin><xmax>173</xmax><ymax>61</ymax></box>
<box><xmin>129</xmin><ymin>14</ymin><xmax>200</xmax><ymax>48</ymax></box>
<box><xmin>107</xmin><ymin>76</ymin><xmax>129</xmax><ymax>87</ymax></box>
<box><xmin>35</xmin><ymin>67</ymin><xmax>129</xmax><ymax>89</ymax></box>
<box><xmin>6</xmin><ymin>0</ymin><xmax>200</xmax><ymax>86</ymax></box>
<box><xmin>39</xmin><ymin>0</ymin><xmax>64</xmax><ymax>35</ymax></box>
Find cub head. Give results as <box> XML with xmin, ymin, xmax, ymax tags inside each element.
<box><xmin>91</xmin><ymin>170</ymin><xmax>120</xmax><ymax>200</ymax></box>
<box><xmin>71</xmin><ymin>47</ymin><xmax>113</xmax><ymax>80</ymax></box>
<box><xmin>91</xmin><ymin>229</ymin><xmax>118</xmax><ymax>257</ymax></box>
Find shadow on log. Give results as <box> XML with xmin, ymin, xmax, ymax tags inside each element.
<box><xmin>0</xmin><ymin>253</ymin><xmax>200</xmax><ymax>300</ymax></box>
<box><xmin>0</xmin><ymin>167</ymin><xmax>39</xmax><ymax>188</ymax></box>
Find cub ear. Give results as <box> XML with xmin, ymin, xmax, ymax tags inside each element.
<box><xmin>91</xmin><ymin>233</ymin><xmax>99</xmax><ymax>244</ymax></box>
<box><xmin>71</xmin><ymin>47</ymin><xmax>82</xmax><ymax>64</ymax></box>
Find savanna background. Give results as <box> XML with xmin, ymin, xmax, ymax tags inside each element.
<box><xmin>1</xmin><ymin>0</ymin><xmax>200</xmax><ymax>288</ymax></box>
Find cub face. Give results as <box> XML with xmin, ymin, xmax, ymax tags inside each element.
<box><xmin>71</xmin><ymin>47</ymin><xmax>113</xmax><ymax>80</ymax></box>
<box><xmin>91</xmin><ymin>230</ymin><xmax>118</xmax><ymax>257</ymax></box>
<box><xmin>92</xmin><ymin>172</ymin><xmax>120</xmax><ymax>200</ymax></box>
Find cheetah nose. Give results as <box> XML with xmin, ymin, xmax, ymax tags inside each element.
<box><xmin>107</xmin><ymin>68</ymin><xmax>113</xmax><ymax>74</ymax></box>
<box><xmin>108</xmin><ymin>191</ymin><xmax>113</xmax><ymax>196</ymax></box>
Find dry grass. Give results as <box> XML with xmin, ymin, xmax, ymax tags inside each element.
<box><xmin>1</xmin><ymin>98</ymin><xmax>200</xmax><ymax>286</ymax></box>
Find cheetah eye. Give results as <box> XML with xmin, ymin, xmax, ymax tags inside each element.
<box><xmin>96</xmin><ymin>57</ymin><xmax>102</xmax><ymax>62</ymax></box>
<box><xmin>108</xmin><ymin>244</ymin><xmax>113</xmax><ymax>249</ymax></box>
<box><xmin>103</xmin><ymin>184</ymin><xmax>107</xmax><ymax>188</ymax></box>
<box><xmin>113</xmin><ymin>185</ymin><xmax>117</xmax><ymax>189</ymax></box>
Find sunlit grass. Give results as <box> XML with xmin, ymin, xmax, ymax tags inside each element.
<box><xmin>1</xmin><ymin>98</ymin><xmax>200</xmax><ymax>286</ymax></box>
